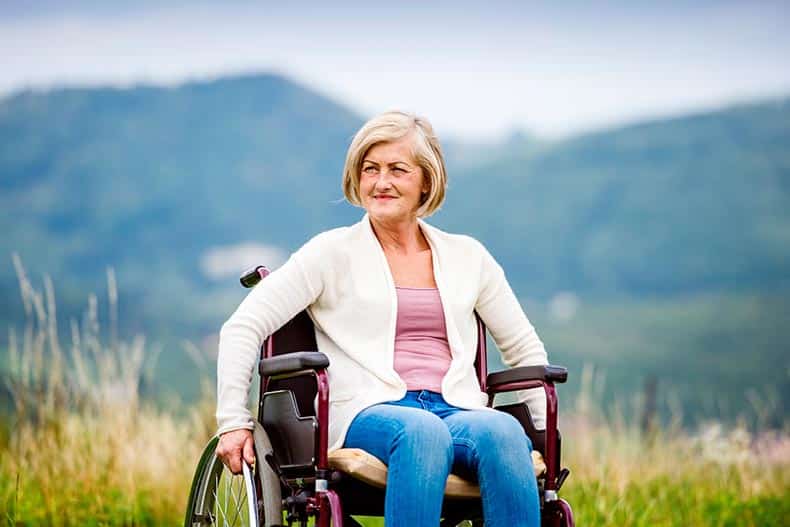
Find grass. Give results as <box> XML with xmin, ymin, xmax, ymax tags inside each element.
<box><xmin>0</xmin><ymin>262</ymin><xmax>788</xmax><ymax>525</ymax></box>
<box><xmin>522</xmin><ymin>291</ymin><xmax>790</xmax><ymax>431</ymax></box>
<box><xmin>0</xmin><ymin>258</ymin><xmax>215</xmax><ymax>526</ymax></box>
<box><xmin>557</xmin><ymin>409</ymin><xmax>790</xmax><ymax>526</ymax></box>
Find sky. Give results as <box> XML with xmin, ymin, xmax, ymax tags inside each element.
<box><xmin>1</xmin><ymin>0</ymin><xmax>789</xmax><ymax>140</ymax></box>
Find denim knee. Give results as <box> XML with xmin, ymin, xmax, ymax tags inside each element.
<box><xmin>472</xmin><ymin>412</ymin><xmax>532</xmax><ymax>455</ymax></box>
<box><xmin>391</xmin><ymin>411</ymin><xmax>453</xmax><ymax>466</ymax></box>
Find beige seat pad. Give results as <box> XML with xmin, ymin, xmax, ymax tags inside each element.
<box><xmin>328</xmin><ymin>448</ymin><xmax>547</xmax><ymax>499</ymax></box>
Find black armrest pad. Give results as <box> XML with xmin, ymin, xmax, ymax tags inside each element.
<box><xmin>259</xmin><ymin>351</ymin><xmax>330</xmax><ymax>377</ymax></box>
<box><xmin>487</xmin><ymin>364</ymin><xmax>568</xmax><ymax>390</ymax></box>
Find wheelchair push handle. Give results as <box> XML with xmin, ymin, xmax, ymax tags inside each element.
<box><xmin>240</xmin><ymin>265</ymin><xmax>270</xmax><ymax>288</ymax></box>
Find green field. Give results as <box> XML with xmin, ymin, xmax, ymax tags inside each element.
<box><xmin>1</xmin><ymin>357</ymin><xmax>786</xmax><ymax>526</ymax></box>
<box><xmin>0</xmin><ymin>277</ymin><xmax>788</xmax><ymax>525</ymax></box>
<box><xmin>76</xmin><ymin>289</ymin><xmax>786</xmax><ymax>431</ymax></box>
<box><xmin>490</xmin><ymin>291</ymin><xmax>790</xmax><ymax>431</ymax></box>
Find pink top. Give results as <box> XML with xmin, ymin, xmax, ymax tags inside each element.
<box><xmin>393</xmin><ymin>286</ymin><xmax>453</xmax><ymax>393</ymax></box>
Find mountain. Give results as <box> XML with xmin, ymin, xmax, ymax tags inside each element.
<box><xmin>439</xmin><ymin>100</ymin><xmax>790</xmax><ymax>298</ymax></box>
<box><xmin>0</xmin><ymin>74</ymin><xmax>364</xmax><ymax>335</ymax></box>
<box><xmin>1</xmin><ymin>74</ymin><xmax>788</xmax><ymax>426</ymax></box>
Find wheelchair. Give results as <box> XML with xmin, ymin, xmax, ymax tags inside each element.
<box><xmin>185</xmin><ymin>265</ymin><xmax>575</xmax><ymax>527</ymax></box>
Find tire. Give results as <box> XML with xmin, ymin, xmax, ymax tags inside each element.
<box><xmin>185</xmin><ymin>424</ymin><xmax>283</xmax><ymax>527</ymax></box>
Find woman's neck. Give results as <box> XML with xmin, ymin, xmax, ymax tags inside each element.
<box><xmin>369</xmin><ymin>216</ymin><xmax>429</xmax><ymax>255</ymax></box>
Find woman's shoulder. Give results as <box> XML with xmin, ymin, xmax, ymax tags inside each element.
<box><xmin>306</xmin><ymin>223</ymin><xmax>354</xmax><ymax>245</ymax></box>
<box><xmin>421</xmin><ymin>221</ymin><xmax>502</xmax><ymax>277</ymax></box>
<box><xmin>294</xmin><ymin>217</ymin><xmax>373</xmax><ymax>259</ymax></box>
<box><xmin>420</xmin><ymin>220</ymin><xmax>489</xmax><ymax>254</ymax></box>
<box><xmin>295</xmin><ymin>224</ymin><xmax>353</xmax><ymax>259</ymax></box>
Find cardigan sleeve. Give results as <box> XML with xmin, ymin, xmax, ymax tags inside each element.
<box><xmin>474</xmin><ymin>241</ymin><xmax>549</xmax><ymax>430</ymax></box>
<box><xmin>216</xmin><ymin>233</ymin><xmax>328</xmax><ymax>436</ymax></box>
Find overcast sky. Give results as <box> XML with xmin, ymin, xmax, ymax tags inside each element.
<box><xmin>1</xmin><ymin>0</ymin><xmax>788</xmax><ymax>139</ymax></box>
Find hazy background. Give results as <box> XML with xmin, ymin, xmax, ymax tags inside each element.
<box><xmin>1</xmin><ymin>0</ymin><xmax>788</xmax><ymax>429</ymax></box>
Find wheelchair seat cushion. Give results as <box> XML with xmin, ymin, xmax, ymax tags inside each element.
<box><xmin>327</xmin><ymin>448</ymin><xmax>547</xmax><ymax>499</ymax></box>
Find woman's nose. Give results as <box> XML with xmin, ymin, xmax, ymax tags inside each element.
<box><xmin>374</xmin><ymin>170</ymin><xmax>394</xmax><ymax>188</ymax></box>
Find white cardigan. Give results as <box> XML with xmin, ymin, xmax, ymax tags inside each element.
<box><xmin>217</xmin><ymin>213</ymin><xmax>549</xmax><ymax>451</ymax></box>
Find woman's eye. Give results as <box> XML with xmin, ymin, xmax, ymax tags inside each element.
<box><xmin>363</xmin><ymin>166</ymin><xmax>377</xmax><ymax>173</ymax></box>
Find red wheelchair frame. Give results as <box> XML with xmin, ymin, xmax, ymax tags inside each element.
<box><xmin>191</xmin><ymin>265</ymin><xmax>575</xmax><ymax>526</ymax></box>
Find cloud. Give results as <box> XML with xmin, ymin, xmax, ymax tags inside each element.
<box><xmin>200</xmin><ymin>242</ymin><xmax>288</xmax><ymax>281</ymax></box>
<box><xmin>549</xmin><ymin>291</ymin><xmax>580</xmax><ymax>323</ymax></box>
<box><xmin>1</xmin><ymin>2</ymin><xmax>789</xmax><ymax>139</ymax></box>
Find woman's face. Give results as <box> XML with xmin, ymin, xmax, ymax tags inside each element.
<box><xmin>359</xmin><ymin>134</ymin><xmax>428</xmax><ymax>224</ymax></box>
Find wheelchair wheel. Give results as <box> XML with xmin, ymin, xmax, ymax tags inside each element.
<box><xmin>184</xmin><ymin>435</ymin><xmax>258</xmax><ymax>526</ymax></box>
<box><xmin>185</xmin><ymin>425</ymin><xmax>283</xmax><ymax>527</ymax></box>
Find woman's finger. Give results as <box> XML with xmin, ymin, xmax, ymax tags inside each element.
<box><xmin>216</xmin><ymin>432</ymin><xmax>246</xmax><ymax>474</ymax></box>
<box><xmin>229</xmin><ymin>449</ymin><xmax>242</xmax><ymax>474</ymax></box>
<box><xmin>243</xmin><ymin>434</ymin><xmax>256</xmax><ymax>465</ymax></box>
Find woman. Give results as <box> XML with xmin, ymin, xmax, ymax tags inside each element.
<box><xmin>216</xmin><ymin>111</ymin><xmax>547</xmax><ymax>527</ymax></box>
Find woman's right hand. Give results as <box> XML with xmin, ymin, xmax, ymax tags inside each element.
<box><xmin>216</xmin><ymin>428</ymin><xmax>255</xmax><ymax>474</ymax></box>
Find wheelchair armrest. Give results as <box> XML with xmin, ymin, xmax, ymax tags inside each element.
<box><xmin>487</xmin><ymin>364</ymin><xmax>568</xmax><ymax>392</ymax></box>
<box><xmin>258</xmin><ymin>351</ymin><xmax>330</xmax><ymax>377</ymax></box>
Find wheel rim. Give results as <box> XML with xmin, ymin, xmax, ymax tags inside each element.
<box><xmin>211</xmin><ymin>463</ymin><xmax>255</xmax><ymax>526</ymax></box>
<box><xmin>188</xmin><ymin>445</ymin><xmax>260</xmax><ymax>527</ymax></box>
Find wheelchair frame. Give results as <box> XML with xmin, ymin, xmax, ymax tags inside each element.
<box><xmin>187</xmin><ymin>265</ymin><xmax>575</xmax><ymax>527</ymax></box>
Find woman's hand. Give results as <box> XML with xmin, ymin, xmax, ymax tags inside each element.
<box><xmin>216</xmin><ymin>428</ymin><xmax>255</xmax><ymax>474</ymax></box>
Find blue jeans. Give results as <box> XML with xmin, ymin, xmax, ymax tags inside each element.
<box><xmin>343</xmin><ymin>390</ymin><xmax>540</xmax><ymax>527</ymax></box>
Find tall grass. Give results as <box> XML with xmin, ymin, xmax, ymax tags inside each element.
<box><xmin>1</xmin><ymin>256</ymin><xmax>215</xmax><ymax>525</ymax></box>
<box><xmin>558</xmin><ymin>364</ymin><xmax>789</xmax><ymax>525</ymax></box>
<box><xmin>0</xmin><ymin>261</ymin><xmax>788</xmax><ymax>525</ymax></box>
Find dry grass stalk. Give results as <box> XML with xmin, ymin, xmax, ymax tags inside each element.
<box><xmin>561</xmin><ymin>363</ymin><xmax>790</xmax><ymax>502</ymax></box>
<box><xmin>1</xmin><ymin>257</ymin><xmax>216</xmax><ymax>524</ymax></box>
<box><xmin>1</xmin><ymin>256</ymin><xmax>787</xmax><ymax>525</ymax></box>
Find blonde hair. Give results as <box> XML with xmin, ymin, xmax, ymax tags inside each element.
<box><xmin>342</xmin><ymin>110</ymin><xmax>447</xmax><ymax>217</ymax></box>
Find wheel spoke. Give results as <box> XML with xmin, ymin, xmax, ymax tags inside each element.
<box><xmin>213</xmin><ymin>484</ymin><xmax>231</xmax><ymax>526</ymax></box>
<box><xmin>206</xmin><ymin>466</ymin><xmax>252</xmax><ymax>527</ymax></box>
<box><xmin>224</xmin><ymin>470</ymin><xmax>231</xmax><ymax>524</ymax></box>
<box><xmin>186</xmin><ymin>439</ymin><xmax>263</xmax><ymax>527</ymax></box>
<box><xmin>236</xmin><ymin>472</ymin><xmax>248</xmax><ymax>524</ymax></box>
<box><xmin>228</xmin><ymin>472</ymin><xmax>243</xmax><ymax>526</ymax></box>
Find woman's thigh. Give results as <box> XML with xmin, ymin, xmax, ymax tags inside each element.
<box><xmin>442</xmin><ymin>409</ymin><xmax>532</xmax><ymax>479</ymax></box>
<box><xmin>343</xmin><ymin>403</ymin><xmax>453</xmax><ymax>465</ymax></box>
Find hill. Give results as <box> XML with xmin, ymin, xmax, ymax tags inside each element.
<box><xmin>440</xmin><ymin>100</ymin><xmax>790</xmax><ymax>298</ymax></box>
<box><xmin>0</xmin><ymin>74</ymin><xmax>364</xmax><ymax>335</ymax></box>
<box><xmin>1</xmin><ymin>75</ymin><xmax>788</xmax><ymax>425</ymax></box>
